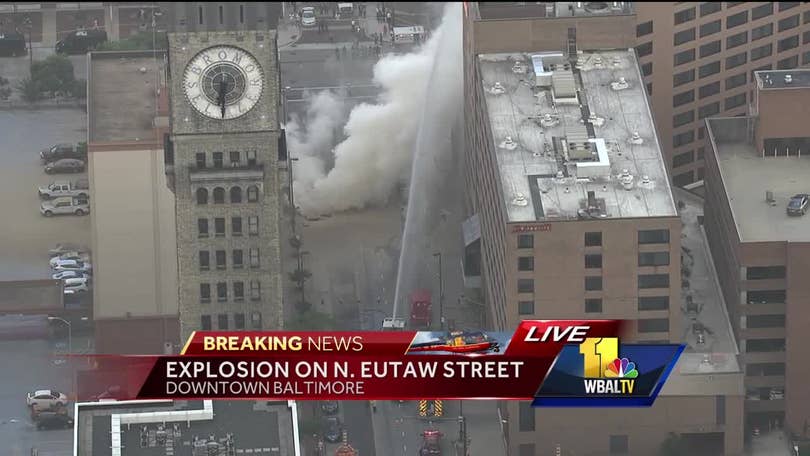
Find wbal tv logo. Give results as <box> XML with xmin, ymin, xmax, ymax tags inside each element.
<box><xmin>580</xmin><ymin>338</ymin><xmax>638</xmax><ymax>395</ymax></box>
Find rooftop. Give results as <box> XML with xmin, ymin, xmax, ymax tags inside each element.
<box><xmin>755</xmin><ymin>69</ymin><xmax>810</xmax><ymax>90</ymax></box>
<box><xmin>707</xmin><ymin>117</ymin><xmax>810</xmax><ymax>242</ymax></box>
<box><xmin>75</xmin><ymin>400</ymin><xmax>300</xmax><ymax>456</ymax></box>
<box><xmin>478</xmin><ymin>49</ymin><xmax>677</xmax><ymax>222</ymax></box>
<box><xmin>477</xmin><ymin>2</ymin><xmax>633</xmax><ymax>20</ymax></box>
<box><xmin>88</xmin><ymin>51</ymin><xmax>167</xmax><ymax>144</ymax></box>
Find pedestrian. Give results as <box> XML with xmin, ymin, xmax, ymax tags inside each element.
<box><xmin>383</xmin><ymin>23</ymin><xmax>387</xmax><ymax>35</ymax></box>
<box><xmin>334</xmin><ymin>46</ymin><xmax>339</xmax><ymax>60</ymax></box>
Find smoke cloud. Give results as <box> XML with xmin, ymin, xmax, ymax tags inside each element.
<box><xmin>287</xmin><ymin>5</ymin><xmax>460</xmax><ymax>216</ymax></box>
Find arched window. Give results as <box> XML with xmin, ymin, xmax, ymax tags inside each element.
<box><xmin>247</xmin><ymin>186</ymin><xmax>259</xmax><ymax>202</ymax></box>
<box><xmin>230</xmin><ymin>186</ymin><xmax>242</xmax><ymax>203</ymax></box>
<box><xmin>196</xmin><ymin>188</ymin><xmax>208</xmax><ymax>204</ymax></box>
<box><xmin>213</xmin><ymin>187</ymin><xmax>226</xmax><ymax>204</ymax></box>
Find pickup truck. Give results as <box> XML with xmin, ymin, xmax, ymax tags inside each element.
<box><xmin>38</xmin><ymin>179</ymin><xmax>89</xmax><ymax>199</ymax></box>
<box><xmin>40</xmin><ymin>143</ymin><xmax>87</xmax><ymax>163</ymax></box>
<box><xmin>40</xmin><ymin>196</ymin><xmax>90</xmax><ymax>217</ymax></box>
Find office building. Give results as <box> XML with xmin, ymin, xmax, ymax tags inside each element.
<box><xmin>705</xmin><ymin>68</ymin><xmax>810</xmax><ymax>440</ymax></box>
<box><xmin>165</xmin><ymin>31</ymin><xmax>284</xmax><ymax>342</ymax></box>
<box><xmin>86</xmin><ymin>50</ymin><xmax>179</xmax><ymax>355</ymax></box>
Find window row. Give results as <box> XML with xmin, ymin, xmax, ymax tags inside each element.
<box><xmin>198</xmin><ymin>216</ymin><xmax>259</xmax><ymax>237</ymax></box>
<box><xmin>201</xmin><ymin>311</ymin><xmax>262</xmax><ymax>331</ymax></box>
<box><xmin>673</xmin><ymin>32</ymin><xmax>802</xmax><ymax>71</ymax></box>
<box><xmin>194</xmin><ymin>150</ymin><xmax>258</xmax><ymax>169</ymax></box>
<box><xmin>516</xmin><ymin>230</ymin><xmax>667</xmax><ymax>249</ymax></box>
<box><xmin>673</xmin><ymin>87</ymin><xmax>748</xmax><ymax>111</ymax></box>
<box><xmin>517</xmin><ymin>296</ymin><xmax>670</xmax><ymax>316</ymax></box>
<box><xmin>200</xmin><ymin>280</ymin><xmax>262</xmax><ymax>303</ymax></box>
<box><xmin>196</xmin><ymin>186</ymin><xmax>260</xmax><ymax>204</ymax></box>
<box><xmin>199</xmin><ymin>248</ymin><xmax>261</xmax><ymax>270</ymax></box>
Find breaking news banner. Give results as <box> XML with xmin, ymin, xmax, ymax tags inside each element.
<box><xmin>76</xmin><ymin>321</ymin><xmax>684</xmax><ymax>407</ymax></box>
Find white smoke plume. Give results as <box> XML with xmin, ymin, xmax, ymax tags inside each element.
<box><xmin>287</xmin><ymin>5</ymin><xmax>459</xmax><ymax>216</ymax></box>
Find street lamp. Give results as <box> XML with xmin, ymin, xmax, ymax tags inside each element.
<box><xmin>432</xmin><ymin>252</ymin><xmax>444</xmax><ymax>331</ymax></box>
<box><xmin>48</xmin><ymin>316</ymin><xmax>88</xmax><ymax>400</ymax></box>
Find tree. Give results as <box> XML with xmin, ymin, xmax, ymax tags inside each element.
<box><xmin>659</xmin><ymin>433</ymin><xmax>688</xmax><ymax>456</ymax></box>
<box><xmin>16</xmin><ymin>77</ymin><xmax>41</xmax><ymax>102</ymax></box>
<box><xmin>97</xmin><ymin>31</ymin><xmax>168</xmax><ymax>51</ymax></box>
<box><xmin>30</xmin><ymin>55</ymin><xmax>76</xmax><ymax>98</ymax></box>
<box><xmin>287</xmin><ymin>310</ymin><xmax>336</xmax><ymax>331</ymax></box>
<box><xmin>0</xmin><ymin>76</ymin><xmax>10</xmax><ymax>100</ymax></box>
<box><xmin>289</xmin><ymin>268</ymin><xmax>312</xmax><ymax>288</ymax></box>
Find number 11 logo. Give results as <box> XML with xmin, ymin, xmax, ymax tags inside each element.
<box><xmin>579</xmin><ymin>338</ymin><xmax>619</xmax><ymax>378</ymax></box>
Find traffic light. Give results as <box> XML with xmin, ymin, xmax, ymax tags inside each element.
<box><xmin>418</xmin><ymin>400</ymin><xmax>428</xmax><ymax>417</ymax></box>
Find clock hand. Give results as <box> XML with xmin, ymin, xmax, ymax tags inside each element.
<box><xmin>217</xmin><ymin>80</ymin><xmax>227</xmax><ymax>118</ymax></box>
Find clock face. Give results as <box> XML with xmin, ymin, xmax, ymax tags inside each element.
<box><xmin>182</xmin><ymin>45</ymin><xmax>264</xmax><ymax>120</ymax></box>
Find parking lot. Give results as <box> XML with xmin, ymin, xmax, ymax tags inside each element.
<box><xmin>0</xmin><ymin>109</ymin><xmax>90</xmax><ymax>280</ymax></box>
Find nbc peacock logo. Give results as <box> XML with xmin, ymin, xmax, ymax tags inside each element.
<box><xmin>604</xmin><ymin>358</ymin><xmax>639</xmax><ymax>379</ymax></box>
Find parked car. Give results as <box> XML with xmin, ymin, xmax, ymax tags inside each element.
<box><xmin>55</xmin><ymin>29</ymin><xmax>107</xmax><ymax>54</ymax></box>
<box><xmin>39</xmin><ymin>179</ymin><xmax>89</xmax><ymax>199</ymax></box>
<box><xmin>0</xmin><ymin>32</ymin><xmax>26</xmax><ymax>57</ymax></box>
<box><xmin>50</xmin><ymin>252</ymin><xmax>90</xmax><ymax>266</ymax></box>
<box><xmin>301</xmin><ymin>7</ymin><xmax>317</xmax><ymax>27</ymax></box>
<box><xmin>787</xmin><ymin>194</ymin><xmax>809</xmax><ymax>216</ymax></box>
<box><xmin>49</xmin><ymin>243</ymin><xmax>89</xmax><ymax>257</ymax></box>
<box><xmin>41</xmin><ymin>196</ymin><xmax>89</xmax><ymax>217</ymax></box>
<box><xmin>52</xmin><ymin>270</ymin><xmax>89</xmax><ymax>280</ymax></box>
<box><xmin>52</xmin><ymin>260</ymin><xmax>92</xmax><ymax>273</ymax></box>
<box><xmin>35</xmin><ymin>411</ymin><xmax>74</xmax><ymax>430</ymax></box>
<box><xmin>45</xmin><ymin>159</ymin><xmax>85</xmax><ymax>174</ymax></box>
<box><xmin>27</xmin><ymin>390</ymin><xmax>68</xmax><ymax>410</ymax></box>
<box><xmin>322</xmin><ymin>416</ymin><xmax>342</xmax><ymax>443</ymax></box>
<box><xmin>40</xmin><ymin>143</ymin><xmax>87</xmax><ymax>164</ymax></box>
<box><xmin>63</xmin><ymin>277</ymin><xmax>90</xmax><ymax>294</ymax></box>
<box><xmin>321</xmin><ymin>400</ymin><xmax>339</xmax><ymax>415</ymax></box>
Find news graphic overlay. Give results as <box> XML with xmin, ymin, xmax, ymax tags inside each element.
<box><xmin>74</xmin><ymin>321</ymin><xmax>683</xmax><ymax>407</ymax></box>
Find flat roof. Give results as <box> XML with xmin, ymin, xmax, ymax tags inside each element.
<box><xmin>755</xmin><ymin>69</ymin><xmax>810</xmax><ymax>89</ymax></box>
<box><xmin>76</xmin><ymin>400</ymin><xmax>299</xmax><ymax>456</ymax></box>
<box><xmin>89</xmin><ymin>51</ymin><xmax>166</xmax><ymax>143</ymax></box>
<box><xmin>477</xmin><ymin>2</ymin><xmax>634</xmax><ymax>20</ymax></box>
<box><xmin>707</xmin><ymin>117</ymin><xmax>810</xmax><ymax>242</ymax></box>
<box><xmin>478</xmin><ymin>49</ymin><xmax>677</xmax><ymax>222</ymax></box>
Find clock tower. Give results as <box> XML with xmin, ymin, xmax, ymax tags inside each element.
<box><xmin>167</xmin><ymin>31</ymin><xmax>283</xmax><ymax>341</ymax></box>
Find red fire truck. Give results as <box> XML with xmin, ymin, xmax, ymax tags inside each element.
<box><xmin>409</xmin><ymin>289</ymin><xmax>432</xmax><ymax>329</ymax></box>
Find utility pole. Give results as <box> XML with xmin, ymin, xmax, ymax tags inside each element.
<box><xmin>433</xmin><ymin>252</ymin><xmax>444</xmax><ymax>331</ymax></box>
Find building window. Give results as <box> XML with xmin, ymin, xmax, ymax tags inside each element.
<box><xmin>699</xmin><ymin>102</ymin><xmax>721</xmax><ymax>118</ymax></box>
<box><xmin>198</xmin><ymin>218</ymin><xmax>209</xmax><ymax>237</ymax></box>
<box><xmin>751</xmin><ymin>64</ymin><xmax>772</xmax><ymax>80</ymax></box>
<box><xmin>746</xmin><ymin>266</ymin><xmax>786</xmax><ymax>280</ymax></box>
<box><xmin>752</xmin><ymin>3</ymin><xmax>773</xmax><ymax>20</ymax></box>
<box><xmin>804</xmin><ymin>50</ymin><xmax>810</xmax><ymax>65</ymax></box>
<box><xmin>697</xmin><ymin>167</ymin><xmax>705</xmax><ymax>180</ymax></box>
<box><xmin>716</xmin><ymin>396</ymin><xmax>725</xmax><ymax>425</ymax></box>
<box><xmin>726</xmin><ymin>31</ymin><xmax>748</xmax><ymax>49</ymax></box>
<box><xmin>233</xmin><ymin>281</ymin><xmax>245</xmax><ymax>301</ymax></box>
<box><xmin>585</xmin><ymin>298</ymin><xmax>602</xmax><ymax>313</ymax></box>
<box><xmin>700</xmin><ymin>2</ymin><xmax>721</xmax><ymax>17</ymax></box>
<box><xmin>646</xmin><ymin>83</ymin><xmax>652</xmax><ymax>96</ymax></box>
<box><xmin>638</xmin><ymin>274</ymin><xmax>670</xmax><ymax>289</ymax></box>
<box><xmin>247</xmin><ymin>185</ymin><xmax>259</xmax><ymax>202</ymax></box>
<box><xmin>518</xmin><ymin>402</ymin><xmax>535</xmax><ymax>432</ymax></box>
<box><xmin>638</xmin><ymin>296</ymin><xmax>669</xmax><ymax>311</ymax></box>
<box><xmin>229</xmin><ymin>151</ymin><xmax>240</xmax><ymax>165</ymax></box>
<box><xmin>673</xmin><ymin>131</ymin><xmax>695</xmax><ymax>148</ymax></box>
<box><xmin>198</xmin><ymin>5</ymin><xmax>204</xmax><ymax>25</ymax></box>
<box><xmin>250</xmin><ymin>280</ymin><xmax>261</xmax><ymax>300</ymax></box>
<box><xmin>673</xmin><ymin>90</ymin><xmax>694</xmax><ymax>107</ymax></box>
<box><xmin>780</xmin><ymin>2</ymin><xmax>800</xmax><ymax>11</ymax></box>
<box><xmin>726</xmin><ymin>10</ymin><xmax>748</xmax><ymax>28</ymax></box>
<box><xmin>674</xmin><ymin>7</ymin><xmax>696</xmax><ymax>25</ymax></box>
<box><xmin>232</xmin><ymin>217</ymin><xmax>242</xmax><ymax>236</ymax></box>
<box><xmin>804</xmin><ymin>30</ymin><xmax>810</xmax><ymax>45</ymax></box>
<box><xmin>214</xmin><ymin>217</ymin><xmax>225</xmax><ymax>237</ymax></box>
<box><xmin>585</xmin><ymin>232</ymin><xmax>602</xmax><ymax>247</ymax></box>
<box><xmin>232</xmin><ymin>249</ymin><xmax>243</xmax><ymax>269</ymax></box>
<box><xmin>805</xmin><ymin>10</ymin><xmax>810</xmax><ymax>24</ymax></box>
<box><xmin>638</xmin><ymin>318</ymin><xmax>669</xmax><ymax>333</ymax></box>
<box><xmin>699</xmin><ymin>81</ymin><xmax>721</xmax><ymax>98</ymax></box>
<box><xmin>585</xmin><ymin>254</ymin><xmax>602</xmax><ymax>269</ymax></box>
<box><xmin>779</xmin><ymin>35</ymin><xmax>799</xmax><ymax>53</ymax></box>
<box><xmin>674</xmin><ymin>69</ymin><xmax>695</xmax><ymax>87</ymax></box>
<box><xmin>585</xmin><ymin>276</ymin><xmax>603</xmax><ymax>291</ymax></box>
<box><xmin>201</xmin><ymin>315</ymin><xmax>212</xmax><ymax>330</ymax></box>
<box><xmin>199</xmin><ymin>251</ymin><xmax>210</xmax><ymax>271</ymax></box>
<box><xmin>217</xmin><ymin>282</ymin><xmax>227</xmax><ymax>301</ymax></box>
<box><xmin>216</xmin><ymin>250</ymin><xmax>226</xmax><ymax>270</ymax></box>
<box><xmin>752</xmin><ymin>23</ymin><xmax>773</xmax><ymax>41</ymax></box>
<box><xmin>745</xmin><ymin>339</ymin><xmax>785</xmax><ymax>353</ymax></box>
<box><xmin>609</xmin><ymin>435</ymin><xmax>629</xmax><ymax>455</ymax></box>
<box><xmin>725</xmin><ymin>93</ymin><xmax>746</xmax><ymax>110</ymax></box>
<box><xmin>212</xmin><ymin>187</ymin><xmax>225</xmax><ymax>204</ymax></box>
<box><xmin>517</xmin><ymin>279</ymin><xmax>534</xmax><ymax>293</ymax></box>
<box><xmin>674</xmin><ymin>28</ymin><xmax>695</xmax><ymax>46</ymax></box>
<box><xmin>746</xmin><ymin>314</ymin><xmax>786</xmax><ymax>329</ymax></box>
<box><xmin>247</xmin><ymin>150</ymin><xmax>257</xmax><ymax>166</ymax></box>
<box><xmin>700</xmin><ymin>40</ymin><xmax>721</xmax><ymax>58</ymax></box>
<box><xmin>212</xmin><ymin>152</ymin><xmax>223</xmax><ymax>168</ymax></box>
<box><xmin>517</xmin><ymin>234</ymin><xmax>534</xmax><ymax>249</ymax></box>
<box><xmin>248</xmin><ymin>216</ymin><xmax>259</xmax><ymax>236</ymax></box>
<box><xmin>227</xmin><ymin>186</ymin><xmax>242</xmax><ymax>203</ymax></box>
<box><xmin>518</xmin><ymin>444</ymin><xmax>535</xmax><ymax>456</ymax></box>
<box><xmin>674</xmin><ymin>49</ymin><xmax>695</xmax><ymax>66</ymax></box>
<box><xmin>779</xmin><ymin>55</ymin><xmax>800</xmax><ymax>69</ymax></box>
<box><xmin>218</xmin><ymin>4</ymin><xmax>224</xmax><ymax>24</ymax></box>
<box><xmin>699</xmin><ymin>61</ymin><xmax>721</xmax><ymax>78</ymax></box>
<box><xmin>218</xmin><ymin>314</ymin><xmax>228</xmax><ymax>330</ymax></box>
<box><xmin>747</xmin><ymin>290</ymin><xmax>786</xmax><ymax>304</ymax></box>
<box><xmin>251</xmin><ymin>311</ymin><xmax>262</xmax><ymax>329</ymax></box>
<box><xmin>518</xmin><ymin>257</ymin><xmax>534</xmax><ymax>271</ymax></box>
<box><xmin>725</xmin><ymin>51</ymin><xmax>747</xmax><ymax>69</ymax></box>
<box><xmin>518</xmin><ymin>301</ymin><xmax>534</xmax><ymax>315</ymax></box>
<box><xmin>751</xmin><ymin>43</ymin><xmax>773</xmax><ymax>61</ymax></box>
<box><xmin>235</xmin><ymin>312</ymin><xmax>246</xmax><ymax>329</ymax></box>
<box><xmin>195</xmin><ymin>152</ymin><xmax>206</xmax><ymax>168</ymax></box>
<box><xmin>673</xmin><ymin>110</ymin><xmax>694</xmax><ymax>128</ymax></box>
<box><xmin>639</xmin><ymin>252</ymin><xmax>670</xmax><ymax>267</ymax></box>
<box><xmin>698</xmin><ymin>129</ymin><xmax>706</xmax><ymax>141</ymax></box>
<box><xmin>638</xmin><ymin>229</ymin><xmax>670</xmax><ymax>244</ymax></box>
<box><xmin>196</xmin><ymin>188</ymin><xmax>208</xmax><ymax>204</ymax></box>
<box><xmin>641</xmin><ymin>62</ymin><xmax>652</xmax><ymax>77</ymax></box>
<box><xmin>779</xmin><ymin>15</ymin><xmax>800</xmax><ymax>32</ymax></box>
<box><xmin>673</xmin><ymin>171</ymin><xmax>694</xmax><ymax>186</ymax></box>
<box><xmin>699</xmin><ymin>19</ymin><xmax>721</xmax><ymax>37</ymax></box>
<box><xmin>746</xmin><ymin>363</ymin><xmax>785</xmax><ymax>376</ymax></box>
<box><xmin>200</xmin><ymin>283</ymin><xmax>211</xmax><ymax>303</ymax></box>
<box><xmin>249</xmin><ymin>248</ymin><xmax>260</xmax><ymax>268</ymax></box>
<box><xmin>636</xmin><ymin>42</ymin><xmax>653</xmax><ymax>58</ymax></box>
<box><xmin>636</xmin><ymin>21</ymin><xmax>653</xmax><ymax>37</ymax></box>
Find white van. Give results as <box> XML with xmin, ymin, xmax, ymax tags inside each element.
<box><xmin>63</xmin><ymin>277</ymin><xmax>90</xmax><ymax>294</ymax></box>
<box><xmin>391</xmin><ymin>26</ymin><xmax>426</xmax><ymax>45</ymax></box>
